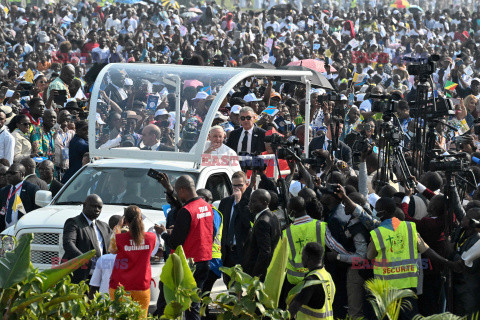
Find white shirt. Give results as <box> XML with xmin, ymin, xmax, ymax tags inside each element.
<box><xmin>91</xmin><ymin>46</ymin><xmax>110</xmax><ymax>63</ymax></box>
<box><xmin>105</xmin><ymin>17</ymin><xmax>122</xmax><ymax>31</ymax></box>
<box><xmin>264</xmin><ymin>21</ymin><xmax>280</xmax><ymax>33</ymax></box>
<box><xmin>90</xmin><ymin>253</ymin><xmax>116</xmax><ymax>293</ymax></box>
<box><xmin>4</xmin><ymin>181</ymin><xmax>23</xmax><ymax>229</ymax></box>
<box><xmin>236</xmin><ymin>127</ymin><xmax>254</xmax><ymax>154</ymax></box>
<box><xmin>82</xmin><ymin>212</ymin><xmax>104</xmax><ymax>256</ymax></box>
<box><xmin>0</xmin><ymin>126</ymin><xmax>15</xmax><ymax>165</ymax></box>
<box><xmin>204</xmin><ymin>141</ymin><xmax>237</xmax><ymax>156</ymax></box>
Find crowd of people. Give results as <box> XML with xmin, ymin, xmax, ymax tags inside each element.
<box><xmin>1</xmin><ymin>0</ymin><xmax>480</xmax><ymax>318</ymax></box>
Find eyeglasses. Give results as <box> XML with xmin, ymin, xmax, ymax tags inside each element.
<box><xmin>233</xmin><ymin>183</ymin><xmax>244</xmax><ymax>188</ymax></box>
<box><xmin>240</xmin><ymin>116</ymin><xmax>252</xmax><ymax>121</ymax></box>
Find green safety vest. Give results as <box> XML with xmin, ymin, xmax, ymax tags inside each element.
<box><xmin>370</xmin><ymin>220</ymin><xmax>419</xmax><ymax>289</ymax></box>
<box><xmin>212</xmin><ymin>206</ymin><xmax>223</xmax><ymax>259</ymax></box>
<box><xmin>283</xmin><ymin>220</ymin><xmax>326</xmax><ymax>285</ymax></box>
<box><xmin>296</xmin><ymin>268</ymin><xmax>335</xmax><ymax>320</ymax></box>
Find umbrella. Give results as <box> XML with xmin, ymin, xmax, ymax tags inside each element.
<box><xmin>267</xmin><ymin>3</ymin><xmax>298</xmax><ymax>14</ymax></box>
<box><xmin>278</xmin><ymin>65</ymin><xmax>334</xmax><ymax>90</ymax></box>
<box><xmin>287</xmin><ymin>59</ymin><xmax>337</xmax><ymax>73</ymax></box>
<box><xmin>240</xmin><ymin>62</ymin><xmax>276</xmax><ymax>69</ymax></box>
<box><xmin>390</xmin><ymin>0</ymin><xmax>410</xmax><ymax>8</ymax></box>
<box><xmin>184</xmin><ymin>79</ymin><xmax>203</xmax><ymax>89</ymax></box>
<box><xmin>188</xmin><ymin>7</ymin><xmax>203</xmax><ymax>13</ymax></box>
<box><xmin>162</xmin><ymin>0</ymin><xmax>179</xmax><ymax>9</ymax></box>
<box><xmin>181</xmin><ymin>11</ymin><xmax>197</xmax><ymax>18</ymax></box>
<box><xmin>408</xmin><ymin>5</ymin><xmax>424</xmax><ymax>13</ymax></box>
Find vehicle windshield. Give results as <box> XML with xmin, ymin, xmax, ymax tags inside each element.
<box><xmin>55</xmin><ymin>167</ymin><xmax>197</xmax><ymax>210</ymax></box>
<box><xmin>92</xmin><ymin>64</ymin><xmax>243</xmax><ymax>154</ymax></box>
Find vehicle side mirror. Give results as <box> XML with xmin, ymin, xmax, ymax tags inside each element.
<box><xmin>35</xmin><ymin>190</ymin><xmax>52</xmax><ymax>207</ymax></box>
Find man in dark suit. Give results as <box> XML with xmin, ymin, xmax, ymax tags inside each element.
<box><xmin>226</xmin><ymin>107</ymin><xmax>266</xmax><ymax>155</ymax></box>
<box><xmin>309</xmin><ymin>120</ymin><xmax>352</xmax><ymax>166</ymax></box>
<box><xmin>104</xmin><ymin>69</ymin><xmax>128</xmax><ymax>109</ymax></box>
<box><xmin>62</xmin><ymin>120</ymin><xmax>89</xmax><ymax>183</ymax></box>
<box><xmin>0</xmin><ymin>163</ymin><xmax>40</xmax><ymax>232</ymax></box>
<box><xmin>20</xmin><ymin>158</ymin><xmax>48</xmax><ymax>191</ymax></box>
<box><xmin>242</xmin><ymin>189</ymin><xmax>281</xmax><ymax>281</ymax></box>
<box><xmin>38</xmin><ymin>160</ymin><xmax>64</xmax><ymax>197</ymax></box>
<box><xmin>62</xmin><ymin>194</ymin><xmax>111</xmax><ymax>284</ymax></box>
<box><xmin>219</xmin><ymin>171</ymin><xmax>252</xmax><ymax>284</ymax></box>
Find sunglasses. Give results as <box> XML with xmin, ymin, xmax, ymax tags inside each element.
<box><xmin>240</xmin><ymin>116</ymin><xmax>252</xmax><ymax>121</ymax></box>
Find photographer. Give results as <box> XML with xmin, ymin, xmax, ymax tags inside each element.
<box><xmin>309</xmin><ymin>117</ymin><xmax>353</xmax><ymax>167</ymax></box>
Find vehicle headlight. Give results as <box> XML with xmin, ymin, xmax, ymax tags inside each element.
<box><xmin>0</xmin><ymin>235</ymin><xmax>16</xmax><ymax>257</ymax></box>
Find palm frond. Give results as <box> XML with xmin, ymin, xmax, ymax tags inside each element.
<box><xmin>413</xmin><ymin>312</ymin><xmax>466</xmax><ymax>320</ymax></box>
<box><xmin>365</xmin><ymin>278</ymin><xmax>417</xmax><ymax>320</ymax></box>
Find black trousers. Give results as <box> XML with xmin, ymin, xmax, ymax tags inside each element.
<box><xmin>185</xmin><ymin>261</ymin><xmax>210</xmax><ymax>320</ymax></box>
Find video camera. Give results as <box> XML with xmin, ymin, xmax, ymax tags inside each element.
<box><xmin>264</xmin><ymin>133</ymin><xmax>303</xmax><ymax>161</ymax></box>
<box><xmin>351</xmin><ymin>129</ymin><xmax>371</xmax><ymax>156</ymax></box>
<box><xmin>409</xmin><ymin>96</ymin><xmax>455</xmax><ymax>119</ymax></box>
<box><xmin>366</xmin><ymin>92</ymin><xmax>402</xmax><ymax>114</ymax></box>
<box><xmin>429</xmin><ymin>153</ymin><xmax>469</xmax><ymax>173</ymax></box>
<box><xmin>405</xmin><ymin>54</ymin><xmax>440</xmax><ymax>77</ymax></box>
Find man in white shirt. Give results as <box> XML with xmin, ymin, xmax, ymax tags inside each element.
<box><xmin>204</xmin><ymin>126</ymin><xmax>237</xmax><ymax>156</ymax></box>
<box><xmin>91</xmin><ymin>38</ymin><xmax>111</xmax><ymax>64</ymax></box>
<box><xmin>122</xmin><ymin>9</ymin><xmax>138</xmax><ymax>31</ymax></box>
<box><xmin>105</xmin><ymin>12</ymin><xmax>122</xmax><ymax>31</ymax></box>
<box><xmin>0</xmin><ymin>111</ymin><xmax>15</xmax><ymax>165</ymax></box>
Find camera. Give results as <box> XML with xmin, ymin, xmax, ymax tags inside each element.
<box><xmin>318</xmin><ymin>183</ymin><xmax>340</xmax><ymax>195</ymax></box>
<box><xmin>147</xmin><ymin>168</ymin><xmax>163</xmax><ymax>180</ymax></box>
<box><xmin>302</xmin><ymin>157</ymin><xmax>326</xmax><ymax>169</ymax></box>
<box><xmin>120</xmin><ymin>134</ymin><xmax>137</xmax><ymax>147</ymax></box>
<box><xmin>317</xmin><ymin>93</ymin><xmax>340</xmax><ymax>103</ymax></box>
<box><xmin>429</xmin><ymin>157</ymin><xmax>468</xmax><ymax>173</ymax></box>
<box><xmin>239</xmin><ymin>154</ymin><xmax>266</xmax><ymax>171</ymax></box>
<box><xmin>409</xmin><ymin>97</ymin><xmax>455</xmax><ymax>119</ymax></box>
<box><xmin>264</xmin><ymin>133</ymin><xmax>303</xmax><ymax>160</ymax></box>
<box><xmin>351</xmin><ymin>130</ymin><xmax>371</xmax><ymax>156</ymax></box>
<box><xmin>405</xmin><ymin>54</ymin><xmax>439</xmax><ymax>77</ymax></box>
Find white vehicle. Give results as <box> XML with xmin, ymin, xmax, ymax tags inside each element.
<box><xmin>1</xmin><ymin>63</ymin><xmax>319</xmax><ymax>306</ymax></box>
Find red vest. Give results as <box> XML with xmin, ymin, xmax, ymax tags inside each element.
<box><xmin>182</xmin><ymin>198</ymin><xmax>214</xmax><ymax>262</ymax></box>
<box><xmin>109</xmin><ymin>232</ymin><xmax>156</xmax><ymax>291</ymax></box>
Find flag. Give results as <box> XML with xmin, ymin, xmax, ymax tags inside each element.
<box><xmin>24</xmin><ymin>69</ymin><xmax>34</xmax><ymax>83</ymax></box>
<box><xmin>12</xmin><ymin>193</ymin><xmax>26</xmax><ymax>221</ymax></box>
<box><xmin>200</xmin><ymin>86</ymin><xmax>212</xmax><ymax>95</ymax></box>
<box><xmin>445</xmin><ymin>81</ymin><xmax>458</xmax><ymax>91</ymax></box>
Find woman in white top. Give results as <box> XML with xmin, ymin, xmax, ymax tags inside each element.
<box><xmin>8</xmin><ymin>114</ymin><xmax>32</xmax><ymax>163</ymax></box>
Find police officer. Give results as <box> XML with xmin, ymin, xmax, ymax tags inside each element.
<box><xmin>288</xmin><ymin>242</ymin><xmax>335</xmax><ymax>320</ymax></box>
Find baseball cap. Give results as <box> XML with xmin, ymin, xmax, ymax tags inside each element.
<box><xmin>270</xmin><ymin>92</ymin><xmax>282</xmax><ymax>100</ymax></box>
<box><xmin>231</xmin><ymin>105</ymin><xmax>242</xmax><ymax>114</ymax></box>
<box><xmin>193</xmin><ymin>91</ymin><xmax>209</xmax><ymax>100</ymax></box>
<box><xmin>243</xmin><ymin>93</ymin><xmax>262</xmax><ymax>103</ymax></box>
<box><xmin>215</xmin><ymin>111</ymin><xmax>228</xmax><ymax>121</ymax></box>
<box><xmin>154</xmin><ymin>108</ymin><xmax>169</xmax><ymax>117</ymax></box>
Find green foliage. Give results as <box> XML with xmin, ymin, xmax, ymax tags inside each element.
<box><xmin>285</xmin><ymin>279</ymin><xmax>326</xmax><ymax>306</ymax></box>
<box><xmin>160</xmin><ymin>246</ymin><xmax>200</xmax><ymax>319</ymax></box>
<box><xmin>365</xmin><ymin>278</ymin><xmax>417</xmax><ymax>320</ymax></box>
<box><xmin>413</xmin><ymin>313</ymin><xmax>466</xmax><ymax>320</ymax></box>
<box><xmin>0</xmin><ymin>234</ymin><xmax>144</xmax><ymax>319</ymax></box>
<box><xmin>202</xmin><ymin>265</ymin><xmax>290</xmax><ymax>320</ymax></box>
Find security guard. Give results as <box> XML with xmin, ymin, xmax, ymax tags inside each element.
<box><xmin>289</xmin><ymin>242</ymin><xmax>335</xmax><ymax>320</ymax></box>
<box><xmin>284</xmin><ymin>197</ymin><xmax>327</xmax><ymax>285</ymax></box>
<box><xmin>367</xmin><ymin>197</ymin><xmax>462</xmax><ymax>318</ymax></box>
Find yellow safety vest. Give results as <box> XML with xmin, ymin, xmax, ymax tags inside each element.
<box><xmin>296</xmin><ymin>268</ymin><xmax>335</xmax><ymax>320</ymax></box>
<box><xmin>284</xmin><ymin>220</ymin><xmax>326</xmax><ymax>285</ymax></box>
<box><xmin>370</xmin><ymin>219</ymin><xmax>419</xmax><ymax>289</ymax></box>
<box><xmin>212</xmin><ymin>207</ymin><xmax>223</xmax><ymax>259</ymax></box>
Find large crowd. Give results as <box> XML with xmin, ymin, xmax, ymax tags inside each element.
<box><xmin>1</xmin><ymin>0</ymin><xmax>480</xmax><ymax>318</ymax></box>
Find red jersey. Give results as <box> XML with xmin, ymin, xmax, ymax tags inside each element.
<box><xmin>182</xmin><ymin>198</ymin><xmax>213</xmax><ymax>262</ymax></box>
<box><xmin>109</xmin><ymin>232</ymin><xmax>156</xmax><ymax>291</ymax></box>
